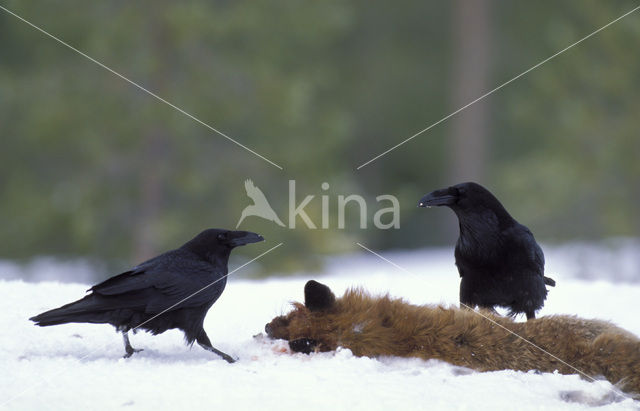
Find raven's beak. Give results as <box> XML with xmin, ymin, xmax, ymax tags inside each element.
<box><xmin>229</xmin><ymin>231</ymin><xmax>264</xmax><ymax>247</ymax></box>
<box><xmin>418</xmin><ymin>189</ymin><xmax>458</xmax><ymax>208</ymax></box>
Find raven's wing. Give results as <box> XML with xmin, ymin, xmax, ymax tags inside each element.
<box><xmin>504</xmin><ymin>223</ymin><xmax>545</xmax><ymax>276</ymax></box>
<box><xmin>90</xmin><ymin>253</ymin><xmax>226</xmax><ymax>314</ymax></box>
<box><xmin>143</xmin><ymin>259</ymin><xmax>227</xmax><ymax>313</ymax></box>
<box><xmin>88</xmin><ymin>251</ymin><xmax>170</xmax><ymax>294</ymax></box>
<box><xmin>89</xmin><ymin>268</ymin><xmax>147</xmax><ymax>295</ymax></box>
<box><xmin>245</xmin><ymin>179</ymin><xmax>270</xmax><ymax>206</ymax></box>
<box><xmin>453</xmin><ymin>246</ymin><xmax>466</xmax><ymax>278</ymax></box>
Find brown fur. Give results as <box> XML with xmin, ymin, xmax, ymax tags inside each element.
<box><xmin>266</xmin><ymin>282</ymin><xmax>640</xmax><ymax>395</ymax></box>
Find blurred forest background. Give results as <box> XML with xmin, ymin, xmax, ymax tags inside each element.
<box><xmin>1</xmin><ymin>1</ymin><xmax>639</xmax><ymax>278</ymax></box>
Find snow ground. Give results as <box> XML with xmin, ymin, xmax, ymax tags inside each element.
<box><xmin>1</xmin><ymin>246</ymin><xmax>640</xmax><ymax>410</ymax></box>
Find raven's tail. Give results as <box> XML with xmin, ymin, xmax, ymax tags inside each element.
<box><xmin>544</xmin><ymin>276</ymin><xmax>556</xmax><ymax>287</ymax></box>
<box><xmin>30</xmin><ymin>295</ymin><xmax>109</xmax><ymax>326</ymax></box>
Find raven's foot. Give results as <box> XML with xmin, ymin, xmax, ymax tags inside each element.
<box><xmin>199</xmin><ymin>343</ymin><xmax>236</xmax><ymax>363</ymax></box>
<box><xmin>123</xmin><ymin>347</ymin><xmax>144</xmax><ymax>359</ymax></box>
<box><xmin>486</xmin><ymin>307</ymin><xmax>500</xmax><ymax>316</ymax></box>
<box><xmin>196</xmin><ymin>330</ymin><xmax>237</xmax><ymax>363</ymax></box>
<box><xmin>459</xmin><ymin>302</ymin><xmax>476</xmax><ymax>311</ymax></box>
<box><xmin>122</xmin><ymin>331</ymin><xmax>143</xmax><ymax>358</ymax></box>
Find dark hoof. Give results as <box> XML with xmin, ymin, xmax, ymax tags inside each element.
<box><xmin>289</xmin><ymin>338</ymin><xmax>318</xmax><ymax>354</ymax></box>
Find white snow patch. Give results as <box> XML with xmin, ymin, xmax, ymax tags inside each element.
<box><xmin>2</xmin><ymin>246</ymin><xmax>640</xmax><ymax>410</ymax></box>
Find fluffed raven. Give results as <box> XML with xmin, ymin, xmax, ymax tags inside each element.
<box><xmin>418</xmin><ymin>182</ymin><xmax>555</xmax><ymax>319</ymax></box>
<box><xmin>30</xmin><ymin>228</ymin><xmax>263</xmax><ymax>362</ymax></box>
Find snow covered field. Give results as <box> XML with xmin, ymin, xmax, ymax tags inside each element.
<box><xmin>2</xmin><ymin>245</ymin><xmax>640</xmax><ymax>410</ymax></box>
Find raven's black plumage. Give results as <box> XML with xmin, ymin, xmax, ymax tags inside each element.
<box><xmin>419</xmin><ymin>182</ymin><xmax>555</xmax><ymax>319</ymax></box>
<box><xmin>30</xmin><ymin>228</ymin><xmax>263</xmax><ymax>361</ymax></box>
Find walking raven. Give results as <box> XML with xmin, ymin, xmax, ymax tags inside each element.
<box><xmin>30</xmin><ymin>228</ymin><xmax>264</xmax><ymax>362</ymax></box>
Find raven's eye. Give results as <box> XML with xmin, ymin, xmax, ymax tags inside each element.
<box><xmin>217</xmin><ymin>233</ymin><xmax>228</xmax><ymax>241</ymax></box>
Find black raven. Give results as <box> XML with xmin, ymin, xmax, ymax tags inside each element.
<box><xmin>418</xmin><ymin>182</ymin><xmax>555</xmax><ymax>319</ymax></box>
<box><xmin>30</xmin><ymin>228</ymin><xmax>263</xmax><ymax>362</ymax></box>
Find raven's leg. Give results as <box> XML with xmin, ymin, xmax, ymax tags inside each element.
<box><xmin>196</xmin><ymin>330</ymin><xmax>236</xmax><ymax>363</ymax></box>
<box><xmin>459</xmin><ymin>300</ymin><xmax>476</xmax><ymax>311</ymax></box>
<box><xmin>122</xmin><ymin>331</ymin><xmax>143</xmax><ymax>358</ymax></box>
<box><xmin>479</xmin><ymin>306</ymin><xmax>500</xmax><ymax>316</ymax></box>
<box><xmin>525</xmin><ymin>310</ymin><xmax>536</xmax><ymax>320</ymax></box>
<box><xmin>459</xmin><ymin>281</ymin><xmax>476</xmax><ymax>312</ymax></box>
<box><xmin>468</xmin><ymin>303</ymin><xmax>502</xmax><ymax>317</ymax></box>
